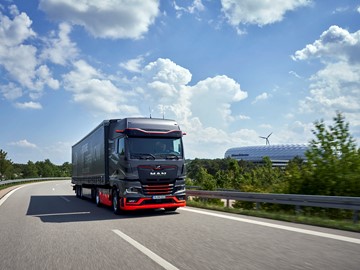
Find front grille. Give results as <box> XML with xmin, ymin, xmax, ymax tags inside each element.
<box><xmin>142</xmin><ymin>183</ymin><xmax>174</xmax><ymax>195</ymax></box>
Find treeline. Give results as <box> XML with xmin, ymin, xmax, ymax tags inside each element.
<box><xmin>0</xmin><ymin>150</ymin><xmax>71</xmax><ymax>180</ymax></box>
<box><xmin>186</xmin><ymin>112</ymin><xmax>360</xmax><ymax>198</ymax></box>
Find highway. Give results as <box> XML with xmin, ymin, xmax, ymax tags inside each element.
<box><xmin>0</xmin><ymin>180</ymin><xmax>359</xmax><ymax>270</ymax></box>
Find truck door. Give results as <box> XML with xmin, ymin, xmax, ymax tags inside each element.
<box><xmin>109</xmin><ymin>137</ymin><xmax>127</xmax><ymax>179</ymax></box>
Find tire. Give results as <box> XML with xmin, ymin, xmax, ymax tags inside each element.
<box><xmin>112</xmin><ymin>190</ymin><xmax>121</xmax><ymax>215</ymax></box>
<box><xmin>79</xmin><ymin>186</ymin><xmax>84</xmax><ymax>199</ymax></box>
<box><xmin>76</xmin><ymin>185</ymin><xmax>82</xmax><ymax>198</ymax></box>
<box><xmin>95</xmin><ymin>189</ymin><xmax>101</xmax><ymax>207</ymax></box>
<box><xmin>164</xmin><ymin>207</ymin><xmax>178</xmax><ymax>212</ymax></box>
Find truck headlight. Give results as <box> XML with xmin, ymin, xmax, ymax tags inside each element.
<box><xmin>125</xmin><ymin>187</ymin><xmax>142</xmax><ymax>195</ymax></box>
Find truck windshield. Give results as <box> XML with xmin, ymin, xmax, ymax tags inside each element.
<box><xmin>128</xmin><ymin>137</ymin><xmax>183</xmax><ymax>160</ymax></box>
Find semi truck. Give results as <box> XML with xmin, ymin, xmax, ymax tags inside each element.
<box><xmin>71</xmin><ymin>118</ymin><xmax>186</xmax><ymax>214</ymax></box>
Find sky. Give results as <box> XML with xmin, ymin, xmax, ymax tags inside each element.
<box><xmin>0</xmin><ymin>0</ymin><xmax>359</xmax><ymax>165</ymax></box>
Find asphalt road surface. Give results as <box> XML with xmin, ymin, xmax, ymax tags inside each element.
<box><xmin>0</xmin><ymin>180</ymin><xmax>359</xmax><ymax>270</ymax></box>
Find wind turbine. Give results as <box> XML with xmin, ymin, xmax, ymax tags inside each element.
<box><xmin>260</xmin><ymin>132</ymin><xmax>272</xmax><ymax>145</ymax></box>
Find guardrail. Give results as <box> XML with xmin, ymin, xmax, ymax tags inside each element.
<box><xmin>0</xmin><ymin>177</ymin><xmax>71</xmax><ymax>186</ymax></box>
<box><xmin>186</xmin><ymin>189</ymin><xmax>360</xmax><ymax>223</ymax></box>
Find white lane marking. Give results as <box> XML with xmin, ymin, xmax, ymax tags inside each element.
<box><xmin>60</xmin><ymin>196</ymin><xmax>70</xmax><ymax>202</ymax></box>
<box><xmin>31</xmin><ymin>212</ymin><xmax>91</xmax><ymax>217</ymax></box>
<box><xmin>112</xmin><ymin>229</ymin><xmax>179</xmax><ymax>270</ymax></box>
<box><xmin>0</xmin><ymin>186</ymin><xmax>26</xmax><ymax>207</ymax></box>
<box><xmin>180</xmin><ymin>207</ymin><xmax>360</xmax><ymax>245</ymax></box>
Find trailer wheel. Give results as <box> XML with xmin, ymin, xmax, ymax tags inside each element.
<box><xmin>95</xmin><ymin>189</ymin><xmax>101</xmax><ymax>207</ymax></box>
<box><xmin>76</xmin><ymin>185</ymin><xmax>82</xmax><ymax>198</ymax></box>
<box><xmin>112</xmin><ymin>190</ymin><xmax>121</xmax><ymax>215</ymax></box>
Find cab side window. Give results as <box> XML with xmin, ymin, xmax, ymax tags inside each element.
<box><xmin>117</xmin><ymin>138</ymin><xmax>125</xmax><ymax>155</ymax></box>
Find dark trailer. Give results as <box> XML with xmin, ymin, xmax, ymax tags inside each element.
<box><xmin>72</xmin><ymin>118</ymin><xmax>186</xmax><ymax>214</ymax></box>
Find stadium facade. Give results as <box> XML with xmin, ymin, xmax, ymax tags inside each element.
<box><xmin>224</xmin><ymin>144</ymin><xmax>308</xmax><ymax>167</ymax></box>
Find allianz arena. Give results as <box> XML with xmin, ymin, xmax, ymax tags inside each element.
<box><xmin>224</xmin><ymin>144</ymin><xmax>308</xmax><ymax>167</ymax></box>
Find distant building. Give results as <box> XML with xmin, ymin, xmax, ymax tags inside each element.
<box><xmin>224</xmin><ymin>144</ymin><xmax>308</xmax><ymax>167</ymax></box>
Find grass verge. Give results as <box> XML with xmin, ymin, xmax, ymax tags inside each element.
<box><xmin>186</xmin><ymin>200</ymin><xmax>360</xmax><ymax>232</ymax></box>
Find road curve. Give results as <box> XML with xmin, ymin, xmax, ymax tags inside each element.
<box><xmin>0</xmin><ymin>180</ymin><xmax>359</xmax><ymax>270</ymax></box>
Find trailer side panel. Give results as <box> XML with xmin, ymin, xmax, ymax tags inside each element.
<box><xmin>72</xmin><ymin>123</ymin><xmax>107</xmax><ymax>185</ymax></box>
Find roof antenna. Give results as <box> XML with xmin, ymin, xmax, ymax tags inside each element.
<box><xmin>149</xmin><ymin>106</ymin><xmax>152</xmax><ymax>118</ymax></box>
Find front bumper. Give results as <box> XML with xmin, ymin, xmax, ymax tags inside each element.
<box><xmin>120</xmin><ymin>195</ymin><xmax>186</xmax><ymax>210</ymax></box>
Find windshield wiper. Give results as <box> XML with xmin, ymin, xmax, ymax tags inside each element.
<box><xmin>133</xmin><ymin>153</ymin><xmax>156</xmax><ymax>159</ymax></box>
<box><xmin>165</xmin><ymin>154</ymin><xmax>180</xmax><ymax>160</ymax></box>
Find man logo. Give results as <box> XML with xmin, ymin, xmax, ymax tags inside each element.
<box><xmin>150</xmin><ymin>171</ymin><xmax>167</xmax><ymax>176</ymax></box>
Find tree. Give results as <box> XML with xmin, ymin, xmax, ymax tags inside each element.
<box><xmin>22</xmin><ymin>161</ymin><xmax>39</xmax><ymax>178</ymax></box>
<box><xmin>0</xmin><ymin>149</ymin><xmax>14</xmax><ymax>180</ymax></box>
<box><xmin>60</xmin><ymin>162</ymin><xmax>72</xmax><ymax>177</ymax></box>
<box><xmin>283</xmin><ymin>156</ymin><xmax>305</xmax><ymax>194</ymax></box>
<box><xmin>302</xmin><ymin>112</ymin><xmax>360</xmax><ymax>196</ymax></box>
<box><xmin>36</xmin><ymin>159</ymin><xmax>59</xmax><ymax>177</ymax></box>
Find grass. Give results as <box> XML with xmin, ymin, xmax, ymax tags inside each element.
<box><xmin>186</xmin><ymin>200</ymin><xmax>360</xmax><ymax>232</ymax></box>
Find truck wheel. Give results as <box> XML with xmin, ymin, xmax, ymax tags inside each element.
<box><xmin>164</xmin><ymin>207</ymin><xmax>178</xmax><ymax>212</ymax></box>
<box><xmin>95</xmin><ymin>189</ymin><xmax>101</xmax><ymax>207</ymax></box>
<box><xmin>112</xmin><ymin>190</ymin><xmax>121</xmax><ymax>215</ymax></box>
<box><xmin>76</xmin><ymin>185</ymin><xmax>82</xmax><ymax>198</ymax></box>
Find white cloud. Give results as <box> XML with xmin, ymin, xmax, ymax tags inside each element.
<box><xmin>332</xmin><ymin>6</ymin><xmax>349</xmax><ymax>14</ymax></box>
<box><xmin>139</xmin><ymin>58</ymin><xmax>192</xmax><ymax>107</ymax></box>
<box><xmin>189</xmin><ymin>75</ymin><xmax>247</xmax><ymax>127</ymax></box>
<box><xmin>8</xmin><ymin>139</ymin><xmax>37</xmax><ymax>148</ymax></box>
<box><xmin>0</xmin><ymin>5</ymin><xmax>59</xmax><ymax>104</ymax></box>
<box><xmin>0</xmin><ymin>83</ymin><xmax>22</xmax><ymax>100</ymax></box>
<box><xmin>63</xmin><ymin>60</ymin><xmax>140</xmax><ymax>115</ymax></box>
<box><xmin>41</xmin><ymin>22</ymin><xmax>78</xmax><ymax>65</ymax></box>
<box><xmin>120</xmin><ymin>56</ymin><xmax>145</xmax><ymax>73</ymax></box>
<box><xmin>15</xmin><ymin>101</ymin><xmax>42</xmax><ymax>109</ymax></box>
<box><xmin>39</xmin><ymin>0</ymin><xmax>160</xmax><ymax>39</ymax></box>
<box><xmin>220</xmin><ymin>0</ymin><xmax>311</xmax><ymax>26</ymax></box>
<box><xmin>299</xmin><ymin>61</ymin><xmax>360</xmax><ymax>113</ymax></box>
<box><xmin>0</xmin><ymin>5</ymin><xmax>36</xmax><ymax>46</ymax></box>
<box><xmin>252</xmin><ymin>92</ymin><xmax>269</xmax><ymax>104</ymax></box>
<box><xmin>294</xmin><ymin>25</ymin><xmax>360</xmax><ymax>137</ymax></box>
<box><xmin>63</xmin><ymin>57</ymin><xmax>249</xmax><ymax>156</ymax></box>
<box><xmin>174</xmin><ymin>0</ymin><xmax>205</xmax><ymax>18</ymax></box>
<box><xmin>237</xmin><ymin>114</ymin><xmax>251</xmax><ymax>120</ymax></box>
<box><xmin>117</xmin><ymin>57</ymin><xmax>249</xmax><ymax>158</ymax></box>
<box><xmin>0</xmin><ymin>7</ymin><xmax>37</xmax><ymax>88</ymax></box>
<box><xmin>289</xmin><ymin>70</ymin><xmax>302</xmax><ymax>79</ymax></box>
<box><xmin>292</xmin><ymin>25</ymin><xmax>360</xmax><ymax>62</ymax></box>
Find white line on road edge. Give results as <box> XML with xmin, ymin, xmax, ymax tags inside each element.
<box><xmin>180</xmin><ymin>207</ymin><xmax>360</xmax><ymax>245</ymax></box>
<box><xmin>0</xmin><ymin>186</ymin><xmax>26</xmax><ymax>207</ymax></box>
<box><xmin>112</xmin><ymin>229</ymin><xmax>179</xmax><ymax>270</ymax></box>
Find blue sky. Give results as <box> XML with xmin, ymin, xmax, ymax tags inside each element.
<box><xmin>1</xmin><ymin>0</ymin><xmax>359</xmax><ymax>165</ymax></box>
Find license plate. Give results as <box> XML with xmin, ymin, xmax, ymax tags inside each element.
<box><xmin>152</xmin><ymin>195</ymin><xmax>166</xmax><ymax>199</ymax></box>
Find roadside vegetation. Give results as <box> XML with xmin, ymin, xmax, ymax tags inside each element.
<box><xmin>0</xmin><ymin>151</ymin><xmax>71</xmax><ymax>181</ymax></box>
<box><xmin>185</xmin><ymin>112</ymin><xmax>360</xmax><ymax>230</ymax></box>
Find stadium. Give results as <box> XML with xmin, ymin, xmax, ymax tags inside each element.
<box><xmin>224</xmin><ymin>144</ymin><xmax>308</xmax><ymax>167</ymax></box>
